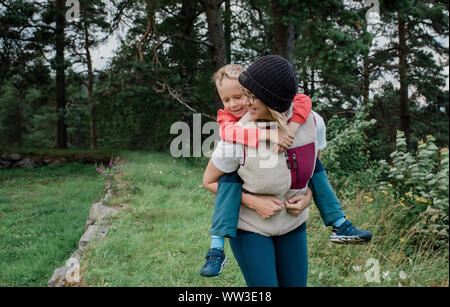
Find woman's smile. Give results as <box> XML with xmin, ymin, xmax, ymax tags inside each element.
<box><xmin>246</xmin><ymin>98</ymin><xmax>272</xmax><ymax>121</ymax></box>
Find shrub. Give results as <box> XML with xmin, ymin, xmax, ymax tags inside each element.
<box><xmin>378</xmin><ymin>131</ymin><xmax>449</xmax><ymax>248</ymax></box>
<box><xmin>321</xmin><ymin>106</ymin><xmax>377</xmax><ymax>176</ymax></box>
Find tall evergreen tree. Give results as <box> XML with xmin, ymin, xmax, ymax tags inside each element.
<box><xmin>54</xmin><ymin>0</ymin><xmax>68</xmax><ymax>149</ymax></box>
<box><xmin>376</xmin><ymin>0</ymin><xmax>449</xmax><ymax>149</ymax></box>
<box><xmin>67</xmin><ymin>0</ymin><xmax>110</xmax><ymax>149</ymax></box>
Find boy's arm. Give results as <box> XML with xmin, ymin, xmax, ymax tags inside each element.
<box><xmin>218</xmin><ymin>110</ymin><xmax>260</xmax><ymax>148</ymax></box>
<box><xmin>290</xmin><ymin>94</ymin><xmax>312</xmax><ymax>124</ymax></box>
<box><xmin>218</xmin><ymin>110</ymin><xmax>294</xmax><ymax>149</ymax></box>
<box><xmin>274</xmin><ymin>94</ymin><xmax>312</xmax><ymax>153</ymax></box>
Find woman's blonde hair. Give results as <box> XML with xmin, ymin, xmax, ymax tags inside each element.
<box><xmin>267</xmin><ymin>108</ymin><xmax>290</xmax><ymax>131</ymax></box>
<box><xmin>213</xmin><ymin>64</ymin><xmax>245</xmax><ymax>87</ymax></box>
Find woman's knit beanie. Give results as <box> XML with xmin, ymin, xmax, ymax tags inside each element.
<box><xmin>238</xmin><ymin>55</ymin><xmax>298</xmax><ymax>113</ymax></box>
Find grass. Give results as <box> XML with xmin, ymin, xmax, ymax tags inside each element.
<box><xmin>80</xmin><ymin>151</ymin><xmax>449</xmax><ymax>287</ymax></box>
<box><xmin>0</xmin><ymin>163</ymin><xmax>104</xmax><ymax>286</ymax></box>
<box><xmin>1</xmin><ymin>151</ymin><xmax>448</xmax><ymax>287</ymax></box>
<box><xmin>80</xmin><ymin>151</ymin><xmax>245</xmax><ymax>286</ymax></box>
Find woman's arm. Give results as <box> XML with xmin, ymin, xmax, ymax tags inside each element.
<box><xmin>203</xmin><ymin>159</ymin><xmax>284</xmax><ymax>219</ymax></box>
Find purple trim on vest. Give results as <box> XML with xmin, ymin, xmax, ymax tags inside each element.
<box><xmin>286</xmin><ymin>142</ymin><xmax>316</xmax><ymax>189</ymax></box>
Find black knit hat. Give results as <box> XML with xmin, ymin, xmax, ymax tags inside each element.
<box><xmin>238</xmin><ymin>55</ymin><xmax>298</xmax><ymax>113</ymax></box>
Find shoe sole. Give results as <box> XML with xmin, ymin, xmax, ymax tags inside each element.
<box><xmin>218</xmin><ymin>257</ymin><xmax>227</xmax><ymax>275</ymax></box>
<box><xmin>329</xmin><ymin>236</ymin><xmax>371</xmax><ymax>244</ymax></box>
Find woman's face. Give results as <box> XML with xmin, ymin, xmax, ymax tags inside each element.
<box><xmin>245</xmin><ymin>93</ymin><xmax>273</xmax><ymax>121</ymax></box>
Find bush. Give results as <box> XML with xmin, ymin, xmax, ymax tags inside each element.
<box><xmin>321</xmin><ymin>105</ymin><xmax>377</xmax><ymax>176</ymax></box>
<box><xmin>378</xmin><ymin>131</ymin><xmax>449</xmax><ymax>248</ymax></box>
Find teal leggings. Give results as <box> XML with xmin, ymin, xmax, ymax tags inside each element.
<box><xmin>229</xmin><ymin>223</ymin><xmax>308</xmax><ymax>287</ymax></box>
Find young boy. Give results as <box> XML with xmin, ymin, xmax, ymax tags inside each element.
<box><xmin>200</xmin><ymin>64</ymin><xmax>372</xmax><ymax>277</ymax></box>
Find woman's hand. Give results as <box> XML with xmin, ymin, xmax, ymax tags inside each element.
<box><xmin>284</xmin><ymin>187</ymin><xmax>313</xmax><ymax>217</ymax></box>
<box><xmin>242</xmin><ymin>193</ymin><xmax>284</xmax><ymax>220</ymax></box>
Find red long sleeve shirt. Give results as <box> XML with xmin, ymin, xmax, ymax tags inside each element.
<box><xmin>217</xmin><ymin>94</ymin><xmax>312</xmax><ymax>147</ymax></box>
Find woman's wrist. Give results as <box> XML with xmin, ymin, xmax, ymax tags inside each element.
<box><xmin>241</xmin><ymin>192</ymin><xmax>256</xmax><ymax>210</ymax></box>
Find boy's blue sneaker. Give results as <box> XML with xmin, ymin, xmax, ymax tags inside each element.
<box><xmin>329</xmin><ymin>220</ymin><xmax>373</xmax><ymax>244</ymax></box>
<box><xmin>200</xmin><ymin>248</ymin><xmax>227</xmax><ymax>277</ymax></box>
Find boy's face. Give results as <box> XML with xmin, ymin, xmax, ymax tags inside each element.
<box><xmin>217</xmin><ymin>77</ymin><xmax>248</xmax><ymax>118</ymax></box>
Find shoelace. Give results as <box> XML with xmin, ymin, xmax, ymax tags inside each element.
<box><xmin>206</xmin><ymin>254</ymin><xmax>222</xmax><ymax>265</ymax></box>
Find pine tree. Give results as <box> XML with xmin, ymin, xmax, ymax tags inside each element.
<box><xmin>375</xmin><ymin>0</ymin><xmax>449</xmax><ymax>150</ymax></box>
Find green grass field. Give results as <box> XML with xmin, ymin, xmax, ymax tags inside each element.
<box><xmin>1</xmin><ymin>151</ymin><xmax>448</xmax><ymax>287</ymax></box>
<box><xmin>0</xmin><ymin>163</ymin><xmax>104</xmax><ymax>286</ymax></box>
<box><xmin>81</xmin><ymin>151</ymin><xmax>449</xmax><ymax>287</ymax></box>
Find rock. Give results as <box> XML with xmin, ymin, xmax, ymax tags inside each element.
<box><xmin>88</xmin><ymin>202</ymin><xmax>119</xmax><ymax>225</ymax></box>
<box><xmin>78</xmin><ymin>225</ymin><xmax>109</xmax><ymax>251</ymax></box>
<box><xmin>0</xmin><ymin>159</ymin><xmax>11</xmax><ymax>169</ymax></box>
<box><xmin>48</xmin><ymin>253</ymin><xmax>83</xmax><ymax>287</ymax></box>
<box><xmin>13</xmin><ymin>158</ymin><xmax>37</xmax><ymax>168</ymax></box>
<box><xmin>85</xmin><ymin>218</ymin><xmax>95</xmax><ymax>228</ymax></box>
<box><xmin>47</xmin><ymin>165</ymin><xmax>125</xmax><ymax>287</ymax></box>
<box><xmin>1</xmin><ymin>153</ymin><xmax>21</xmax><ymax>161</ymax></box>
<box><xmin>48</xmin><ymin>160</ymin><xmax>62</xmax><ymax>166</ymax></box>
<box><xmin>43</xmin><ymin>158</ymin><xmax>53</xmax><ymax>165</ymax></box>
<box><xmin>48</xmin><ymin>266</ymin><xmax>70</xmax><ymax>287</ymax></box>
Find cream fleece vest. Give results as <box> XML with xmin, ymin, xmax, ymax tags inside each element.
<box><xmin>236</xmin><ymin>112</ymin><xmax>318</xmax><ymax>237</ymax></box>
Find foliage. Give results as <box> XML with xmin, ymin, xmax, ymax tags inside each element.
<box><xmin>0</xmin><ymin>0</ymin><xmax>448</xmax><ymax>155</ymax></box>
<box><xmin>321</xmin><ymin>104</ymin><xmax>377</xmax><ymax>176</ymax></box>
<box><xmin>378</xmin><ymin>131</ymin><xmax>449</xmax><ymax>248</ymax></box>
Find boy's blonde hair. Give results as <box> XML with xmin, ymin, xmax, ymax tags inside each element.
<box><xmin>213</xmin><ymin>64</ymin><xmax>245</xmax><ymax>87</ymax></box>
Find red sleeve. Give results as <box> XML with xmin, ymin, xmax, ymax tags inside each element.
<box><xmin>290</xmin><ymin>94</ymin><xmax>312</xmax><ymax>124</ymax></box>
<box><xmin>217</xmin><ymin>109</ymin><xmax>259</xmax><ymax>147</ymax></box>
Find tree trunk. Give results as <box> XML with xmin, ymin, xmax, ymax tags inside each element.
<box><xmin>363</xmin><ymin>54</ymin><xmax>370</xmax><ymax>106</ymax></box>
<box><xmin>201</xmin><ymin>0</ymin><xmax>227</xmax><ymax>111</ymax></box>
<box><xmin>360</xmin><ymin>20</ymin><xmax>371</xmax><ymax>107</ymax></box>
<box><xmin>271</xmin><ymin>0</ymin><xmax>295</xmax><ymax>60</ymax></box>
<box><xmin>179</xmin><ymin>0</ymin><xmax>198</xmax><ymax>84</ymax></box>
<box><xmin>310</xmin><ymin>67</ymin><xmax>315</xmax><ymax>97</ymax></box>
<box><xmin>84</xmin><ymin>21</ymin><xmax>97</xmax><ymax>149</ymax></box>
<box><xmin>398</xmin><ymin>15</ymin><xmax>410</xmax><ymax>150</ymax></box>
<box><xmin>177</xmin><ymin>0</ymin><xmax>199</xmax><ymax>121</ymax></box>
<box><xmin>55</xmin><ymin>0</ymin><xmax>67</xmax><ymax>149</ymax></box>
<box><xmin>224</xmin><ymin>0</ymin><xmax>231</xmax><ymax>64</ymax></box>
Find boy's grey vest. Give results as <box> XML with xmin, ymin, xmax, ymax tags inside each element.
<box><xmin>236</xmin><ymin>112</ymin><xmax>318</xmax><ymax>237</ymax></box>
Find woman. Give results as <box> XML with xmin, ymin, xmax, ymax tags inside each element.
<box><xmin>203</xmin><ymin>55</ymin><xmax>320</xmax><ymax>287</ymax></box>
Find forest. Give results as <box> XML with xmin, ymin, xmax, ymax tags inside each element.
<box><xmin>0</xmin><ymin>0</ymin><xmax>448</xmax><ymax>155</ymax></box>
<box><xmin>0</xmin><ymin>0</ymin><xmax>448</xmax><ymax>288</ymax></box>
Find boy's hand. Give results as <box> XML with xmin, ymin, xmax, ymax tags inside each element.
<box><xmin>267</xmin><ymin>129</ymin><xmax>294</xmax><ymax>151</ymax></box>
<box><xmin>273</xmin><ymin>121</ymin><xmax>301</xmax><ymax>153</ymax></box>
<box><xmin>286</xmin><ymin>122</ymin><xmax>300</xmax><ymax>140</ymax></box>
